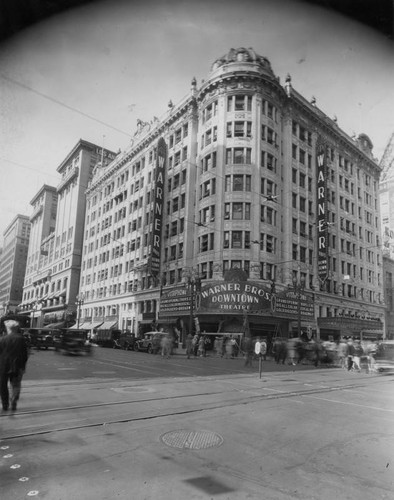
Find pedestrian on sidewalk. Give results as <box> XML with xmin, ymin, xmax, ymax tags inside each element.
<box><xmin>244</xmin><ymin>336</ymin><xmax>254</xmax><ymax>366</ymax></box>
<box><xmin>0</xmin><ymin>320</ymin><xmax>29</xmax><ymax>413</ymax></box>
<box><xmin>160</xmin><ymin>334</ymin><xmax>171</xmax><ymax>358</ymax></box>
<box><xmin>185</xmin><ymin>333</ymin><xmax>193</xmax><ymax>359</ymax></box>
<box><xmin>198</xmin><ymin>335</ymin><xmax>206</xmax><ymax>357</ymax></box>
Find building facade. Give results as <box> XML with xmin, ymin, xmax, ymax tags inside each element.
<box><xmin>0</xmin><ymin>214</ymin><xmax>30</xmax><ymax>314</ymax></box>
<box><xmin>79</xmin><ymin>47</ymin><xmax>385</xmax><ymax>342</ymax></box>
<box><xmin>20</xmin><ymin>184</ymin><xmax>58</xmax><ymax>326</ymax></box>
<box><xmin>19</xmin><ymin>140</ymin><xmax>117</xmax><ymax>328</ymax></box>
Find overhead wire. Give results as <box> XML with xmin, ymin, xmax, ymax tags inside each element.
<box><xmin>0</xmin><ymin>72</ymin><xmax>132</xmax><ymax>138</ymax></box>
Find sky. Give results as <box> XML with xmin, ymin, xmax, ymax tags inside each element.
<box><xmin>0</xmin><ymin>0</ymin><xmax>393</xmax><ymax>244</ymax></box>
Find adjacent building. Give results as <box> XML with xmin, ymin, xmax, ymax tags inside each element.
<box><xmin>78</xmin><ymin>47</ymin><xmax>385</xmax><ymax>343</ymax></box>
<box><xmin>19</xmin><ymin>140</ymin><xmax>117</xmax><ymax>328</ymax></box>
<box><xmin>0</xmin><ymin>214</ymin><xmax>30</xmax><ymax>314</ymax></box>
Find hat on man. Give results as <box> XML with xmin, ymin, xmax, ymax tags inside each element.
<box><xmin>4</xmin><ymin>320</ymin><xmax>20</xmax><ymax>334</ymax></box>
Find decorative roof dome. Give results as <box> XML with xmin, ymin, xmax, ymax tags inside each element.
<box><xmin>210</xmin><ymin>47</ymin><xmax>275</xmax><ymax>77</ymax></box>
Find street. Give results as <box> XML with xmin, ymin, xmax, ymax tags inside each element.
<box><xmin>22</xmin><ymin>345</ymin><xmax>319</xmax><ymax>382</ymax></box>
<box><xmin>1</xmin><ymin>347</ymin><xmax>393</xmax><ymax>499</ymax></box>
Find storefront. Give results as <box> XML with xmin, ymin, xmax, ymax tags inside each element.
<box><xmin>318</xmin><ymin>316</ymin><xmax>384</xmax><ymax>341</ymax></box>
<box><xmin>158</xmin><ymin>273</ymin><xmax>316</xmax><ymax>344</ymax></box>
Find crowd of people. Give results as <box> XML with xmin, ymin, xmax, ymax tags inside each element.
<box><xmin>258</xmin><ymin>336</ymin><xmax>382</xmax><ymax>373</ymax></box>
<box><xmin>176</xmin><ymin>332</ymin><xmax>385</xmax><ymax>374</ymax></box>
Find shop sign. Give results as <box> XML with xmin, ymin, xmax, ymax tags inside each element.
<box><xmin>316</xmin><ymin>138</ymin><xmax>329</xmax><ymax>283</ymax></box>
<box><xmin>149</xmin><ymin>137</ymin><xmax>166</xmax><ymax>278</ymax></box>
<box><xmin>159</xmin><ymin>287</ymin><xmax>191</xmax><ymax>317</ymax></box>
<box><xmin>273</xmin><ymin>290</ymin><xmax>314</xmax><ymax>319</ymax></box>
<box><xmin>198</xmin><ymin>281</ymin><xmax>273</xmax><ymax>313</ymax></box>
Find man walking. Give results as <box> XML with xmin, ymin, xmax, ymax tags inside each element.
<box><xmin>0</xmin><ymin>320</ymin><xmax>29</xmax><ymax>412</ymax></box>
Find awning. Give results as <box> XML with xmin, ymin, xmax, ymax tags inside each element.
<box><xmin>97</xmin><ymin>320</ymin><xmax>118</xmax><ymax>331</ymax></box>
<box><xmin>84</xmin><ymin>321</ymin><xmax>104</xmax><ymax>330</ymax></box>
<box><xmin>42</xmin><ymin>321</ymin><xmax>66</xmax><ymax>330</ymax></box>
<box><xmin>68</xmin><ymin>322</ymin><xmax>87</xmax><ymax>329</ymax></box>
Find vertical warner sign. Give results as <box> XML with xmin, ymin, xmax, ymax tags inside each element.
<box><xmin>316</xmin><ymin>138</ymin><xmax>329</xmax><ymax>282</ymax></box>
<box><xmin>149</xmin><ymin>137</ymin><xmax>166</xmax><ymax>278</ymax></box>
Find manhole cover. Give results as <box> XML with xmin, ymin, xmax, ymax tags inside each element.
<box><xmin>161</xmin><ymin>430</ymin><xmax>223</xmax><ymax>450</ymax></box>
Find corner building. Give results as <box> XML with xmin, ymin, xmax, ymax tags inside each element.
<box><xmin>80</xmin><ymin>47</ymin><xmax>385</xmax><ymax>342</ymax></box>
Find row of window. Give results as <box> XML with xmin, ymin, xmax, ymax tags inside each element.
<box><xmin>202</xmin><ymin>97</ymin><xmax>278</xmax><ymax>123</ymax></box>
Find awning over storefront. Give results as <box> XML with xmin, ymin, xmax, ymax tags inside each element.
<box><xmin>97</xmin><ymin>320</ymin><xmax>118</xmax><ymax>331</ymax></box>
<box><xmin>83</xmin><ymin>321</ymin><xmax>104</xmax><ymax>330</ymax></box>
<box><xmin>42</xmin><ymin>321</ymin><xmax>66</xmax><ymax>330</ymax></box>
<box><xmin>68</xmin><ymin>322</ymin><xmax>87</xmax><ymax>329</ymax></box>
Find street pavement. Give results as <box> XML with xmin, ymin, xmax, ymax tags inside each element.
<box><xmin>1</xmin><ymin>357</ymin><xmax>393</xmax><ymax>500</ymax></box>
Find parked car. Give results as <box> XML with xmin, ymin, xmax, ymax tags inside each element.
<box><xmin>22</xmin><ymin>328</ymin><xmax>56</xmax><ymax>350</ymax></box>
<box><xmin>54</xmin><ymin>329</ymin><xmax>92</xmax><ymax>356</ymax></box>
<box><xmin>134</xmin><ymin>331</ymin><xmax>167</xmax><ymax>354</ymax></box>
<box><xmin>113</xmin><ymin>332</ymin><xmax>136</xmax><ymax>351</ymax></box>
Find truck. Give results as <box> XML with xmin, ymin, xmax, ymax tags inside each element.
<box><xmin>95</xmin><ymin>329</ymin><xmax>121</xmax><ymax>347</ymax></box>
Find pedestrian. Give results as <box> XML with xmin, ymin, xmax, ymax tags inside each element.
<box><xmin>352</xmin><ymin>340</ymin><xmax>363</xmax><ymax>372</ymax></box>
<box><xmin>192</xmin><ymin>334</ymin><xmax>199</xmax><ymax>357</ymax></box>
<box><xmin>230</xmin><ymin>336</ymin><xmax>237</xmax><ymax>358</ymax></box>
<box><xmin>198</xmin><ymin>335</ymin><xmax>206</xmax><ymax>357</ymax></box>
<box><xmin>221</xmin><ymin>336</ymin><xmax>227</xmax><ymax>358</ymax></box>
<box><xmin>0</xmin><ymin>320</ymin><xmax>29</xmax><ymax>413</ymax></box>
<box><xmin>185</xmin><ymin>333</ymin><xmax>193</xmax><ymax>359</ymax></box>
<box><xmin>286</xmin><ymin>337</ymin><xmax>298</xmax><ymax>365</ymax></box>
<box><xmin>337</xmin><ymin>338</ymin><xmax>348</xmax><ymax>369</ymax></box>
<box><xmin>347</xmin><ymin>338</ymin><xmax>356</xmax><ymax>371</ymax></box>
<box><xmin>244</xmin><ymin>336</ymin><xmax>254</xmax><ymax>366</ymax></box>
<box><xmin>160</xmin><ymin>335</ymin><xmax>171</xmax><ymax>358</ymax></box>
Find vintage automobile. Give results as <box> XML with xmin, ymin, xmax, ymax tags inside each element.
<box><xmin>22</xmin><ymin>328</ymin><xmax>56</xmax><ymax>350</ymax></box>
<box><xmin>54</xmin><ymin>329</ymin><xmax>92</xmax><ymax>356</ymax></box>
<box><xmin>374</xmin><ymin>340</ymin><xmax>394</xmax><ymax>372</ymax></box>
<box><xmin>134</xmin><ymin>331</ymin><xmax>167</xmax><ymax>354</ymax></box>
<box><xmin>113</xmin><ymin>332</ymin><xmax>137</xmax><ymax>351</ymax></box>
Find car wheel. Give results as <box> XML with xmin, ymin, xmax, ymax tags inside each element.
<box><xmin>147</xmin><ymin>344</ymin><xmax>153</xmax><ymax>354</ymax></box>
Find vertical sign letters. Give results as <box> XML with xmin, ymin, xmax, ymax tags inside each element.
<box><xmin>316</xmin><ymin>138</ymin><xmax>329</xmax><ymax>282</ymax></box>
<box><xmin>149</xmin><ymin>137</ymin><xmax>166</xmax><ymax>278</ymax></box>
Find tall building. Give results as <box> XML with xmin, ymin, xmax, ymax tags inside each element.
<box><xmin>79</xmin><ymin>47</ymin><xmax>385</xmax><ymax>342</ymax></box>
<box><xmin>20</xmin><ymin>184</ymin><xmax>58</xmax><ymax>326</ymax></box>
<box><xmin>379</xmin><ymin>133</ymin><xmax>394</xmax><ymax>258</ymax></box>
<box><xmin>19</xmin><ymin>140</ymin><xmax>117</xmax><ymax>328</ymax></box>
<box><xmin>0</xmin><ymin>214</ymin><xmax>30</xmax><ymax>314</ymax></box>
<box><xmin>379</xmin><ymin>133</ymin><xmax>394</xmax><ymax>339</ymax></box>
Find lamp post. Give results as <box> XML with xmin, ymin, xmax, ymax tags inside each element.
<box><xmin>292</xmin><ymin>274</ymin><xmax>306</xmax><ymax>338</ymax></box>
<box><xmin>75</xmin><ymin>293</ymin><xmax>85</xmax><ymax>329</ymax></box>
<box><xmin>30</xmin><ymin>301</ymin><xmax>41</xmax><ymax>328</ymax></box>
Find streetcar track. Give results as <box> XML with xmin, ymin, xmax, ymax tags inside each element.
<box><xmin>1</xmin><ymin>382</ymin><xmax>366</xmax><ymax>440</ymax></box>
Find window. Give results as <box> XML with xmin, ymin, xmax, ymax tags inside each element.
<box><xmin>226</xmin><ymin>148</ymin><xmax>252</xmax><ymax>165</ymax></box>
<box><xmin>232</xmin><ymin>231</ymin><xmax>242</xmax><ymax>248</ymax></box>
<box><xmin>233</xmin><ymin>203</ymin><xmax>243</xmax><ymax>220</ymax></box>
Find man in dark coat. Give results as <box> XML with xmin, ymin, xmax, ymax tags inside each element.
<box><xmin>0</xmin><ymin>320</ymin><xmax>29</xmax><ymax>412</ymax></box>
